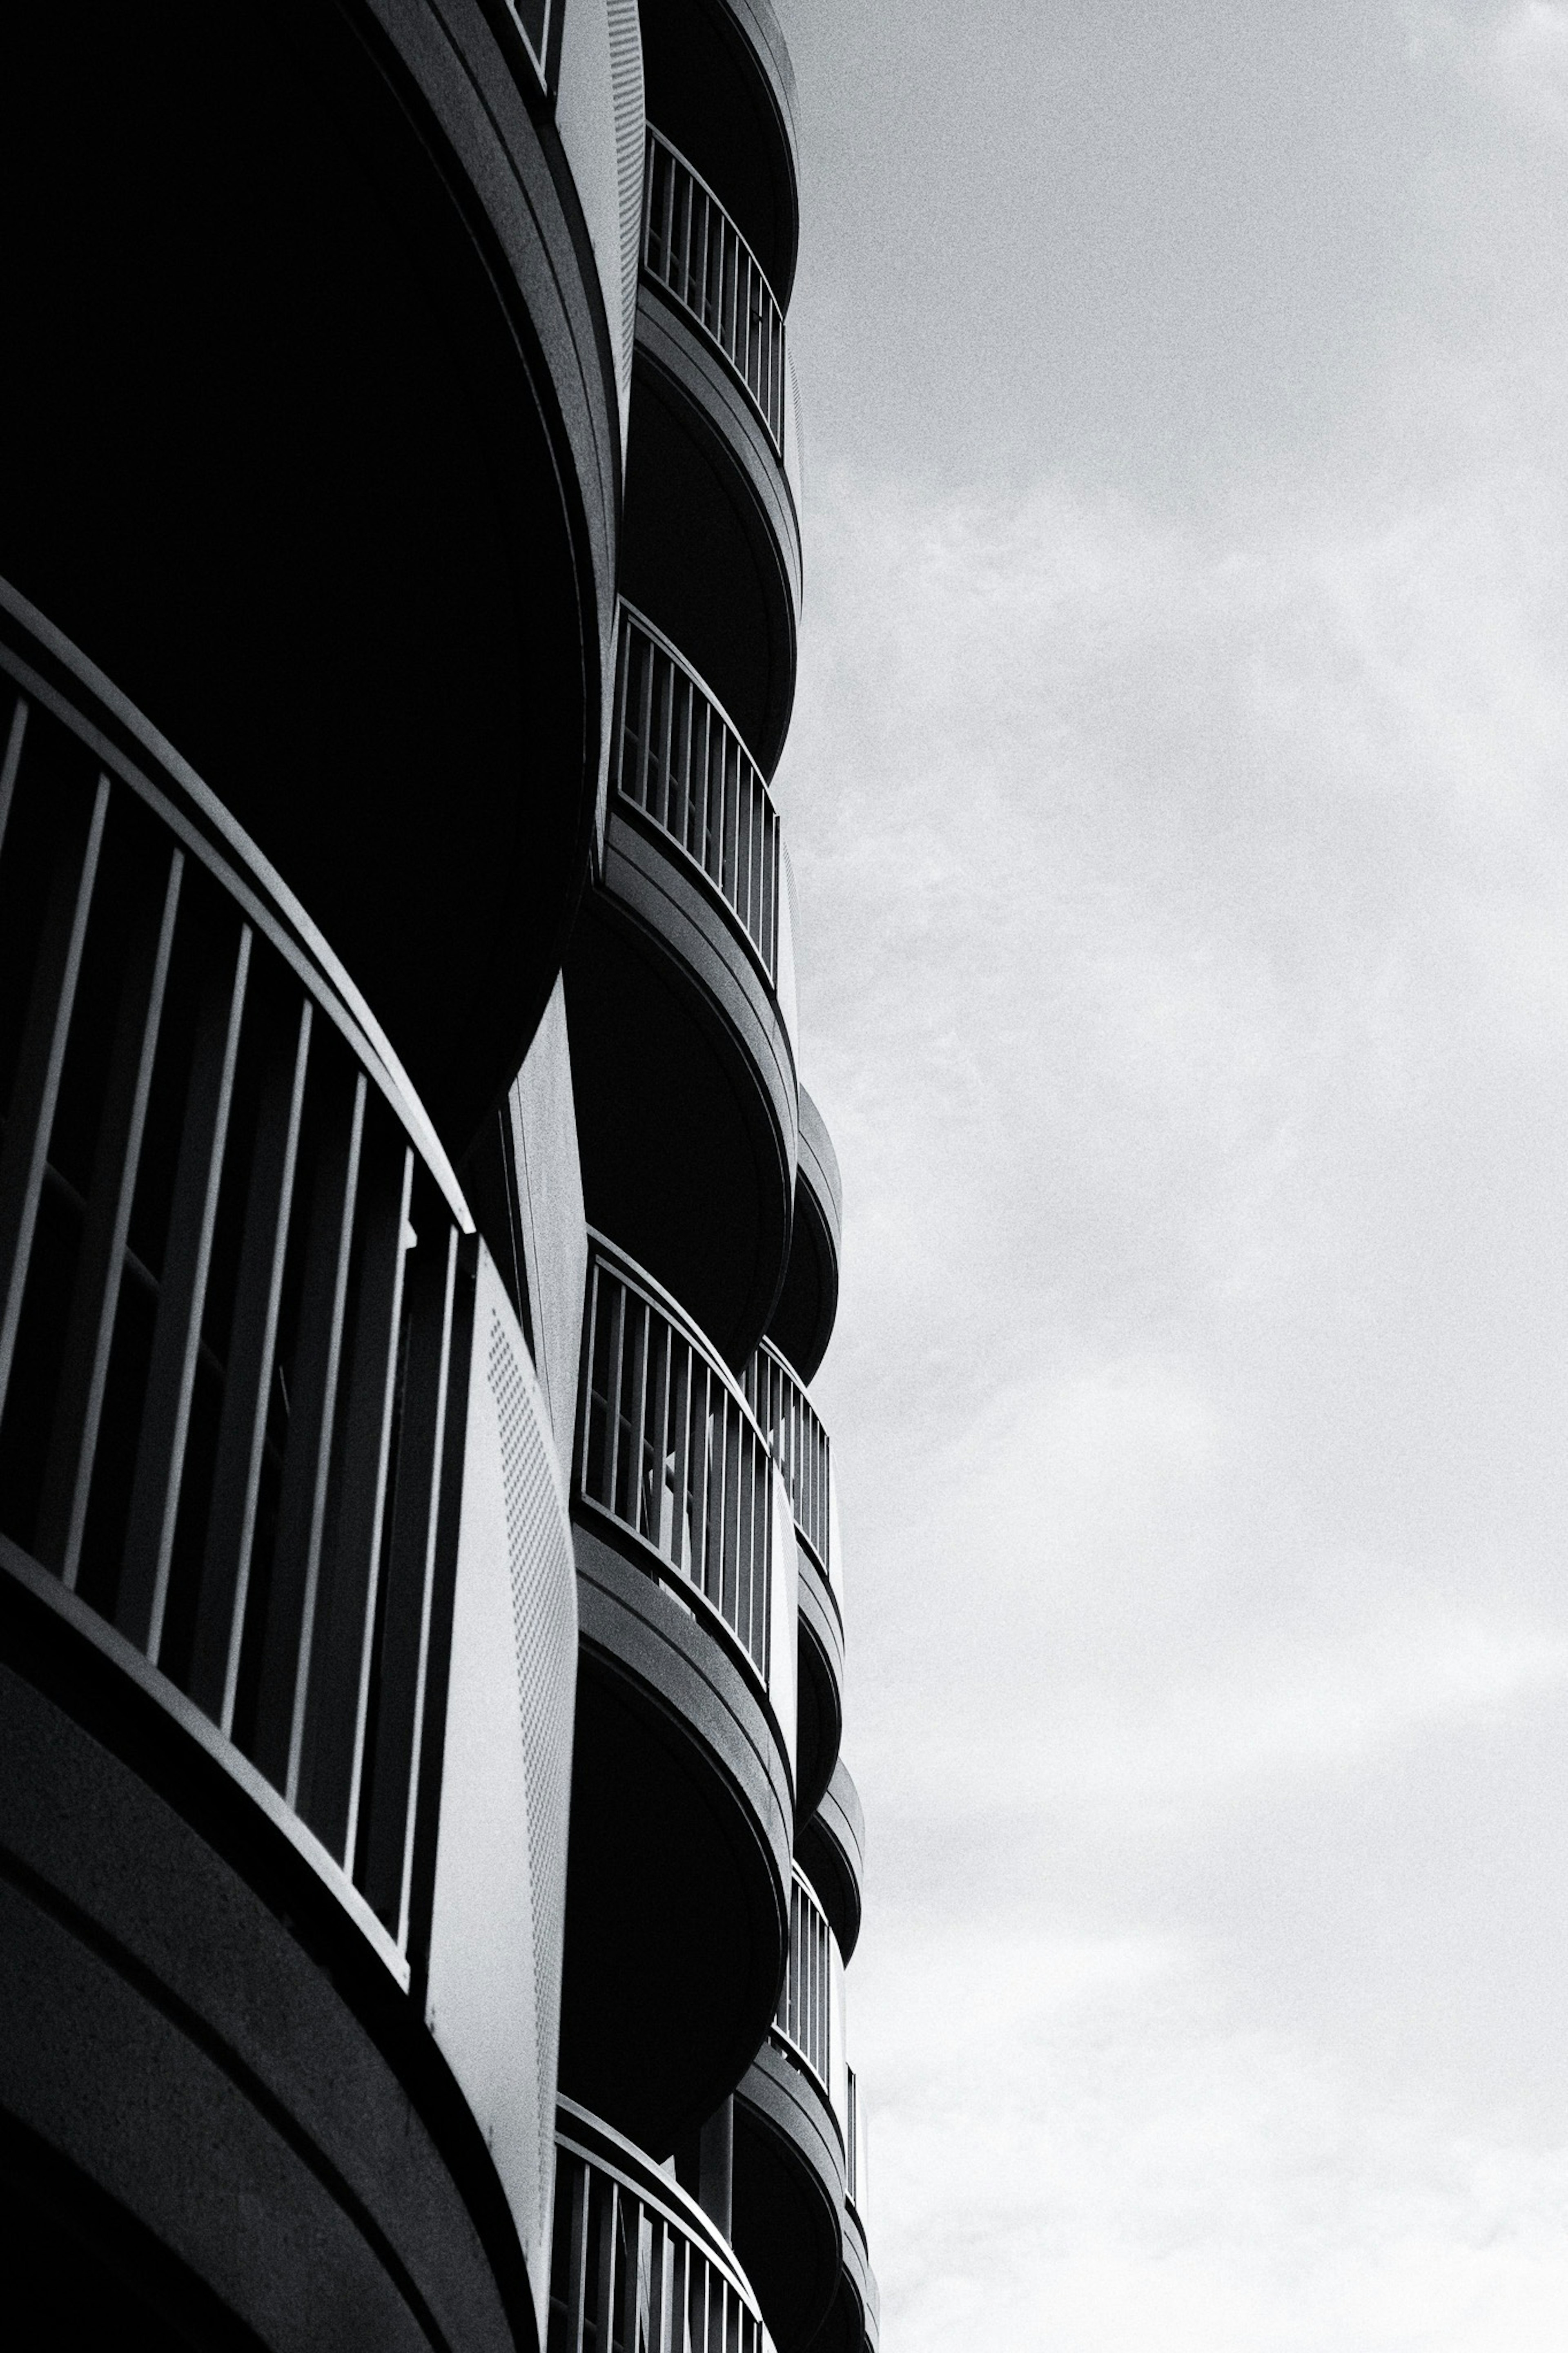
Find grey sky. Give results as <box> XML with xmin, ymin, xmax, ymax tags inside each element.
<box><xmin>771</xmin><ymin>3</ymin><xmax>1568</xmax><ymax>2344</ymax></box>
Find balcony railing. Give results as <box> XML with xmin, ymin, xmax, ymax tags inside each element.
<box><xmin>578</xmin><ymin>1238</ymin><xmax>773</xmax><ymax>1682</ymax></box>
<box><xmin>0</xmin><ymin>589</ymin><xmax>472</xmax><ymax>1977</ymax></box>
<box><xmin>744</xmin><ymin>1338</ymin><xmax>837</xmax><ymax>1604</ymax></box>
<box><xmin>775</xmin><ymin>1866</ymin><xmax>834</xmax><ymax>2095</ymax></box>
<box><xmin>552</xmin><ymin>2102</ymin><xmax>773</xmax><ymax>2353</ymax></box>
<box><xmin>643</xmin><ymin>127</ymin><xmax>786</xmax><ymax>453</ymax></box>
<box><xmin>612</xmin><ymin>607</ymin><xmax>781</xmax><ymax>986</ymax></box>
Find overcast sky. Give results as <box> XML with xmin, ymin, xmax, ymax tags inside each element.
<box><xmin>769</xmin><ymin>4</ymin><xmax>1568</xmax><ymax>2345</ymax></box>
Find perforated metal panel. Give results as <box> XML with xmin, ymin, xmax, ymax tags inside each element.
<box><xmin>487</xmin><ymin>1305</ymin><xmax>577</xmax><ymax>2224</ymax></box>
<box><xmin>426</xmin><ymin>1245</ymin><xmax>578</xmax><ymax>2350</ymax></box>
<box><xmin>607</xmin><ymin>0</ymin><xmax>645</xmax><ymax>393</ymax></box>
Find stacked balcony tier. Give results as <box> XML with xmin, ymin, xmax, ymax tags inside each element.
<box><xmin>566</xmin><ymin>611</ymin><xmax>798</xmax><ymax>1369</ymax></box>
<box><xmin>637</xmin><ymin>0</ymin><xmax>800</xmax><ymax>310</ymax></box>
<box><xmin>0</xmin><ymin>1</ymin><xmax>617</xmax><ymax>1156</ymax></box>
<box><xmin>733</xmin><ymin>1867</ymin><xmax>848</xmax><ymax>2353</ymax></box>
<box><xmin>558</xmin><ymin>1238</ymin><xmax>795</xmax><ymax>2157</ymax></box>
<box><xmin>550</xmin><ymin>2099</ymin><xmax>773</xmax><ymax>2353</ymax></box>
<box><xmin>746</xmin><ymin>1338</ymin><xmax>842</xmax><ymax>1818</ymax></box>
<box><xmin>623</xmin><ymin>128</ymin><xmax>801</xmax><ymax>778</ymax></box>
<box><xmin>0</xmin><ymin>590</ymin><xmax>581</xmax><ymax>2351</ymax></box>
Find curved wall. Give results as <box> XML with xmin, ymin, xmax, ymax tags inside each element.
<box><xmin>0</xmin><ymin>0</ymin><xmax>624</xmax><ymax>1153</ymax></box>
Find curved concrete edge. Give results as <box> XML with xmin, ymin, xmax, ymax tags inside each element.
<box><xmin>708</xmin><ymin>0</ymin><xmax>800</xmax><ymax>293</ymax></box>
<box><xmin>796</xmin><ymin>1755</ymin><xmax>864</xmax><ymax>1964</ymax></box>
<box><xmin>633</xmin><ymin>283</ymin><xmax>801</xmax><ymax>774</ymax></box>
<box><xmin>795</xmin><ymin>1548</ymin><xmax>845</xmax><ymax>1822</ymax></box>
<box><xmin>0</xmin><ymin>1645</ymin><xmax>538</xmax><ymax>2353</ymax></box>
<box><xmin>572</xmin><ymin>1521</ymin><xmax>793</xmax><ymax>1920</ymax></box>
<box><xmin>797</xmin><ymin>1088</ymin><xmax>843</xmax><ymax>1250</ymax></box>
<box><xmin>375</xmin><ymin>0</ymin><xmax>622</xmax><ymax>617</ymax></box>
<box><xmin>599</xmin><ymin>803</ymin><xmax>799</xmax><ymax>1358</ymax></box>
<box><xmin>842</xmin><ymin>2193</ymin><xmax>872</xmax><ymax>2323</ymax></box>
<box><xmin>735</xmin><ymin>2034</ymin><xmax>846</xmax><ymax>2350</ymax></box>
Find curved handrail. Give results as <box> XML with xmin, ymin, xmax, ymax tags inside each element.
<box><xmin>576</xmin><ymin>1233</ymin><xmax>773</xmax><ymax>1682</ymax></box>
<box><xmin>0</xmin><ymin>575</ymin><xmax>470</xmax><ymax>1230</ymax></box>
<box><xmin>744</xmin><ymin>1338</ymin><xmax>836</xmax><ymax>1606</ymax></box>
<box><xmin>552</xmin><ymin>2098</ymin><xmax>775</xmax><ymax>2353</ymax></box>
<box><xmin>0</xmin><ymin>604</ymin><xmax>477</xmax><ymax>1985</ymax></box>
<box><xmin>643</xmin><ymin>127</ymin><xmax>786</xmax><ymax>452</ymax></box>
<box><xmin>611</xmin><ymin>604</ymin><xmax>782</xmax><ymax>986</ymax></box>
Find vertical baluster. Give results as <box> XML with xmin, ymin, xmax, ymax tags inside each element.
<box><xmin>250</xmin><ymin>1072</ymin><xmax>365</xmax><ymax>1798</ymax></box>
<box><xmin>602</xmin><ymin>1272</ymin><xmax>628</xmax><ymax>1518</ymax></box>
<box><xmin>647</xmin><ymin>1310</ymin><xmax>673</xmax><ymax>1561</ymax></box>
<box><xmin>659</xmin><ymin>141</ymin><xmax>678</xmax><ymax>300</ymax></box>
<box><xmin>0</xmin><ymin>770</ymin><xmax>110</xmax><ymax>1425</ymax></box>
<box><xmin>187</xmin><ymin>999</ymin><xmax>312</xmax><ymax>1724</ymax></box>
<box><xmin>699</xmin><ymin>1362</ymin><xmax>719</xmax><ymax>1605</ymax></box>
<box><xmin>695</xmin><ymin>180</ymin><xmax>713</xmax><ymax>335</ymax></box>
<box><xmin>626</xmin><ymin>1287</ymin><xmax>653</xmax><ymax>1539</ymax></box>
<box><xmin>647</xmin><ymin>2218</ymin><xmax>669</xmax><ymax>2353</ymax></box>
<box><xmin>655</xmin><ymin>645</ymin><xmax>678</xmax><ymax>834</ymax></box>
<box><xmin>119</xmin><ymin>918</ymin><xmax>251</xmax><ymax>1660</ymax></box>
<box><xmin>612</xmin><ymin>615</ymin><xmax>633</xmax><ymax>798</ymax></box>
<box><xmin>668</xmin><ymin>1334</ymin><xmax>693</xmax><ymax>1580</ymax></box>
<box><xmin>617</xmin><ymin>2195</ymin><xmax>643</xmax><ymax>2353</ymax></box>
<box><xmin>594</xmin><ymin>2177</ymin><xmax>617</xmax><ymax>2353</ymax></box>
<box><xmin>719</xmin><ymin>218</ymin><xmax>737</xmax><ymax>371</ymax></box>
<box><xmin>36</xmin><ymin>845</ymin><xmax>183</xmax><ymax>1586</ymax></box>
<box><xmin>300</xmin><ymin>1134</ymin><xmax>416</xmax><ymax>1860</ymax></box>
<box><xmin>635</xmin><ymin>625</ymin><xmax>657</xmax><ymax>811</ymax></box>
<box><xmin>643</xmin><ymin>132</ymin><xmax>662</xmax><ymax>280</ymax></box>
<box><xmin>565</xmin><ymin>2157</ymin><xmax>591</xmax><ymax>2353</ymax></box>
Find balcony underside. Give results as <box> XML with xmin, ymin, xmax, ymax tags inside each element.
<box><xmin>795</xmin><ymin>1550</ymin><xmax>845</xmax><ymax>1825</ymax></box>
<box><xmin>621</xmin><ymin>290</ymin><xmax>801</xmax><ymax>779</ymax></box>
<box><xmin>797</xmin><ymin>1757</ymin><xmax>866</xmax><ymax>1965</ymax></box>
<box><xmin>733</xmin><ymin>2038</ymin><xmax>845</xmax><ymax>2353</ymax></box>
<box><xmin>810</xmin><ymin>2203</ymin><xmax>875</xmax><ymax>2353</ymax></box>
<box><xmin>768</xmin><ymin>1088</ymin><xmax>843</xmax><ymax>1385</ymax></box>
<box><xmin>565</xmin><ymin>809</ymin><xmax>796</xmax><ymax>1371</ymax></box>
<box><xmin>0</xmin><ymin>0</ymin><xmax>615</xmax><ymax>1158</ymax></box>
<box><xmin>0</xmin><ymin>1626</ymin><xmax>538</xmax><ymax>2353</ymax></box>
<box><xmin>559</xmin><ymin>1521</ymin><xmax>792</xmax><ymax>2159</ymax></box>
<box><xmin>637</xmin><ymin>0</ymin><xmax>800</xmax><ymax>301</ymax></box>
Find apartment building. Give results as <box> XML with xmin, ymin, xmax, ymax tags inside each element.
<box><xmin>0</xmin><ymin>4</ymin><xmax>875</xmax><ymax>2349</ymax></box>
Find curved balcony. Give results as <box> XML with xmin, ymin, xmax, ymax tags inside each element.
<box><xmin>797</xmin><ymin>1757</ymin><xmax>865</xmax><ymax>1966</ymax></box>
<box><xmin>559</xmin><ymin>1239</ymin><xmax>795</xmax><ymax>2156</ymax></box>
<box><xmin>0</xmin><ymin>595</ymin><xmax>580</xmax><ymax>2348</ymax></box>
<box><xmin>733</xmin><ymin>1869</ymin><xmax>846</xmax><ymax>2353</ymax></box>
<box><xmin>767</xmin><ymin>1087</ymin><xmax>844</xmax><ymax>1385</ymax></box>
<box><xmin>637</xmin><ymin>0</ymin><xmax>800</xmax><ymax>303</ymax></box>
<box><xmin>551</xmin><ymin>2099</ymin><xmax>773</xmax><ymax>2353</ymax></box>
<box><xmin>1</xmin><ymin>5</ymin><xmax>619</xmax><ymax>1156</ymax></box>
<box><xmin>623</xmin><ymin>144</ymin><xmax>801</xmax><ymax>779</ymax></box>
<box><xmin>745</xmin><ymin>1340</ymin><xmax>842</xmax><ymax>1817</ymax></box>
<box><xmin>566</xmin><ymin>611</ymin><xmax>797</xmax><ymax>1370</ymax></box>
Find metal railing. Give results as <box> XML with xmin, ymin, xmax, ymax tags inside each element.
<box><xmin>578</xmin><ymin>1238</ymin><xmax>772</xmax><ymax>1682</ymax></box>
<box><xmin>552</xmin><ymin>2101</ymin><xmax>771</xmax><ymax>2353</ymax></box>
<box><xmin>0</xmin><ymin>595</ymin><xmax>472</xmax><ymax>1969</ymax></box>
<box><xmin>744</xmin><ymin>1338</ymin><xmax>834</xmax><ymax>1598</ymax></box>
<box><xmin>643</xmin><ymin>127</ymin><xmax>786</xmax><ymax>453</ymax></box>
<box><xmin>775</xmin><ymin>1866</ymin><xmax>834</xmax><ymax>2094</ymax></box>
<box><xmin>612</xmin><ymin>607</ymin><xmax>781</xmax><ymax>986</ymax></box>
